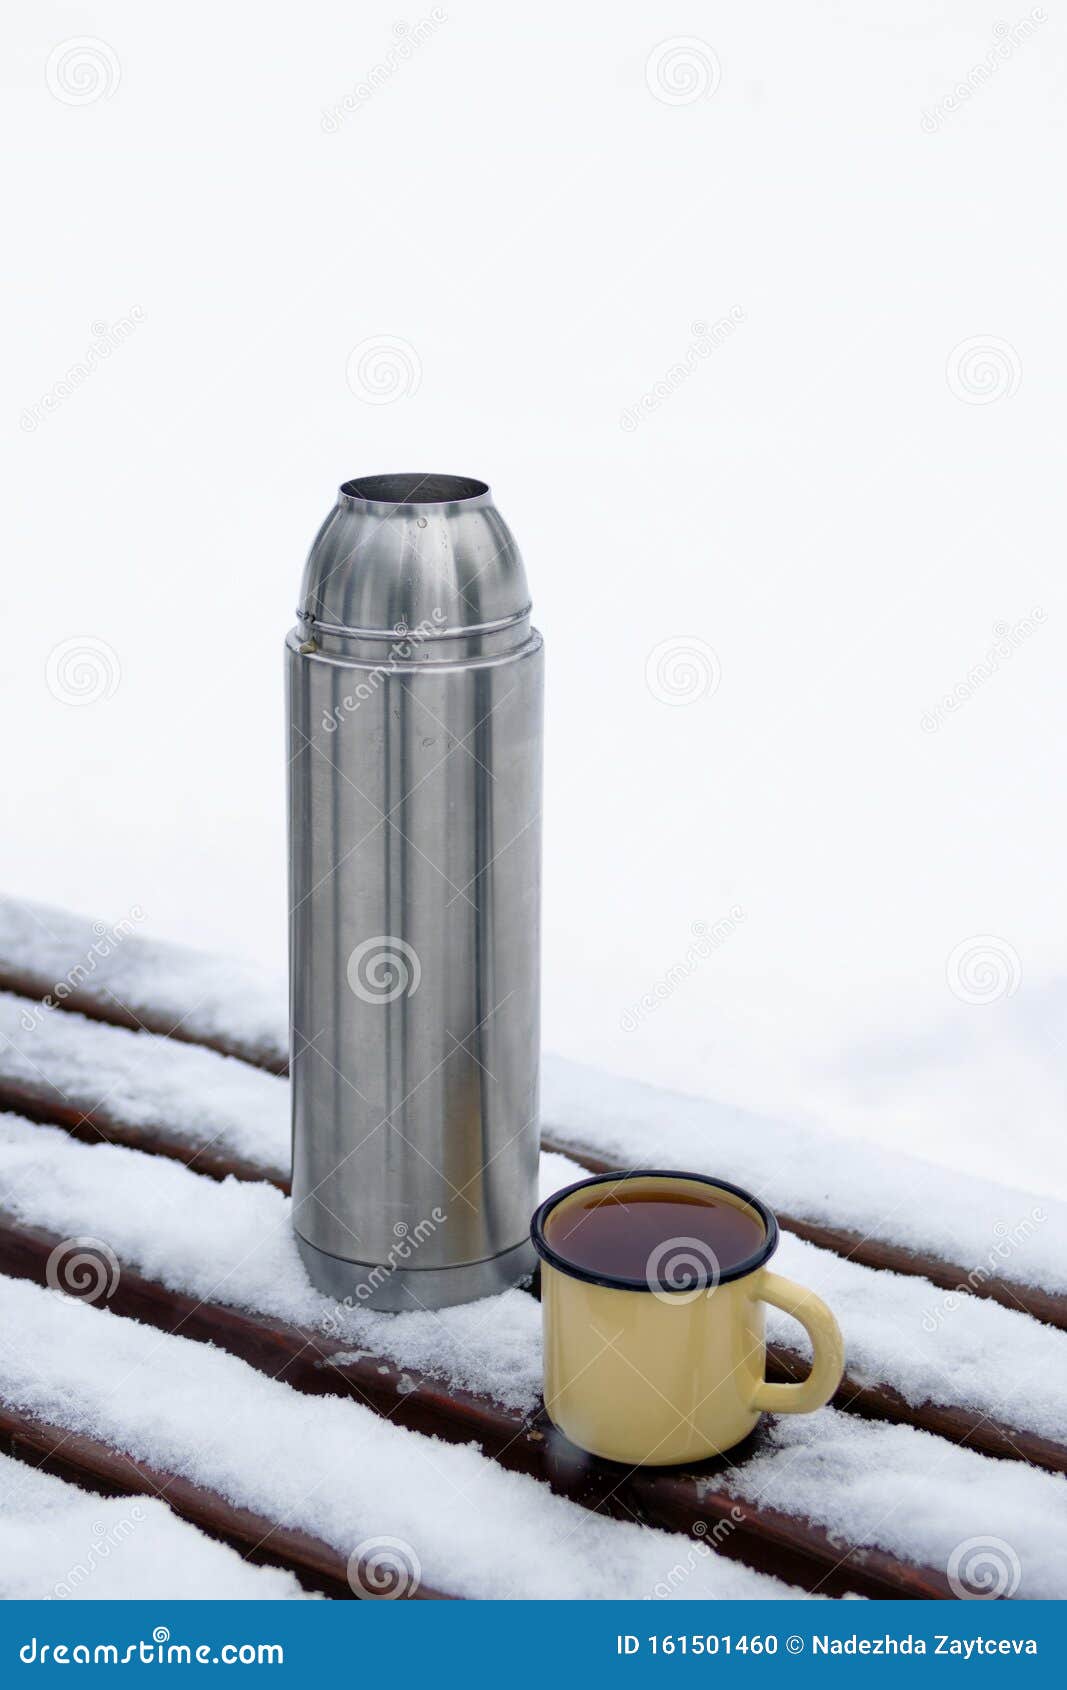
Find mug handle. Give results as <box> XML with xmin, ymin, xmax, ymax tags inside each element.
<box><xmin>749</xmin><ymin>1270</ymin><xmax>845</xmax><ymax>1414</ymax></box>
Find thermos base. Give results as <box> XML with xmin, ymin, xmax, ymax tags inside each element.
<box><xmin>295</xmin><ymin>1231</ymin><xmax>538</xmax><ymax>1313</ymax></box>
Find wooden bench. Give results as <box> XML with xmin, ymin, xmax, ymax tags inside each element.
<box><xmin>0</xmin><ymin>897</ymin><xmax>1064</xmax><ymax>1601</ymax></box>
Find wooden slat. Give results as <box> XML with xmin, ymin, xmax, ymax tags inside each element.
<box><xmin>1</xmin><ymin>1078</ymin><xmax>1063</xmax><ymax>1476</ymax></box>
<box><xmin>2</xmin><ymin>1203</ymin><xmax>1055</xmax><ymax>1476</ymax></box>
<box><xmin>544</xmin><ymin>1138</ymin><xmax>1067</xmax><ymax>1333</ymax></box>
<box><xmin>763</xmin><ymin>1343</ymin><xmax>1067</xmax><ymax>1472</ymax></box>
<box><xmin>0</xmin><ymin>1213</ymin><xmax>975</xmax><ymax>1599</ymax></box>
<box><xmin>0</xmin><ymin>1077</ymin><xmax>285</xmax><ymax>1190</ymax></box>
<box><xmin>0</xmin><ymin>1402</ymin><xmax>446</xmax><ymax>1600</ymax></box>
<box><xmin>4</xmin><ymin>1051</ymin><xmax>1062</xmax><ymax>1336</ymax></box>
<box><xmin>2</xmin><ymin>926</ymin><xmax>1057</xmax><ymax>1603</ymax></box>
<box><xmin>0</xmin><ymin>962</ymin><xmax>287</xmax><ymax>1076</ymax></box>
<box><xmin>3</xmin><ymin>977</ymin><xmax>1061</xmax><ymax>1332</ymax></box>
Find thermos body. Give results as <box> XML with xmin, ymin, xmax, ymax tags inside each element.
<box><xmin>287</xmin><ymin>474</ymin><xmax>543</xmax><ymax>1310</ymax></box>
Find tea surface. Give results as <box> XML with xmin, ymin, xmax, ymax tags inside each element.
<box><xmin>545</xmin><ymin>1184</ymin><xmax>765</xmax><ymax>1283</ymax></box>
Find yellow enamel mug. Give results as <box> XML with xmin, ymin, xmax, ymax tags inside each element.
<box><xmin>531</xmin><ymin>1170</ymin><xmax>845</xmax><ymax>1466</ymax></box>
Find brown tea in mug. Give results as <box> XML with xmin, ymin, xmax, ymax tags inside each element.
<box><xmin>545</xmin><ymin>1181</ymin><xmax>765</xmax><ymax>1284</ymax></box>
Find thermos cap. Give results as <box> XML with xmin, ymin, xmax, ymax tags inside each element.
<box><xmin>296</xmin><ymin>471</ymin><xmax>531</xmax><ymax>649</ymax></box>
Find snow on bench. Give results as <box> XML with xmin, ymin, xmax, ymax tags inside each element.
<box><xmin>706</xmin><ymin>1409</ymin><xmax>1067</xmax><ymax>1601</ymax></box>
<box><xmin>0</xmin><ymin>1114</ymin><xmax>1063</xmax><ymax>1471</ymax></box>
<box><xmin>541</xmin><ymin>1058</ymin><xmax>1066</xmax><ymax>1308</ymax></box>
<box><xmin>0</xmin><ymin>898</ymin><xmax>286</xmax><ymax>1073</ymax></box>
<box><xmin>765</xmin><ymin>1229</ymin><xmax>1066</xmax><ymax>1455</ymax></box>
<box><xmin>0</xmin><ymin>1114</ymin><xmax>572</xmax><ymax>1412</ymax></box>
<box><xmin>2</xmin><ymin>982</ymin><xmax>1063</xmax><ymax>1328</ymax></box>
<box><xmin>0</xmin><ymin>992</ymin><xmax>289</xmax><ymax>1184</ymax></box>
<box><xmin>0</xmin><ymin>1275</ymin><xmax>801</xmax><ymax>1603</ymax></box>
<box><xmin>0</xmin><ymin>1450</ymin><xmax>308</xmax><ymax>1600</ymax></box>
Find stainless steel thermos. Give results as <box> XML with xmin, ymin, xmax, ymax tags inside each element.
<box><xmin>286</xmin><ymin>474</ymin><xmax>543</xmax><ymax>1310</ymax></box>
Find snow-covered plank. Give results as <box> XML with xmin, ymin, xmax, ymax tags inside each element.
<box><xmin>0</xmin><ymin>897</ymin><xmax>287</xmax><ymax>1074</ymax></box>
<box><xmin>0</xmin><ymin>1207</ymin><xmax>1020</xmax><ymax>1598</ymax></box>
<box><xmin>3</xmin><ymin>892</ymin><xmax>1063</xmax><ymax>1324</ymax></box>
<box><xmin>4</xmin><ymin>1114</ymin><xmax>1065</xmax><ymax>1460</ymax></box>
<box><xmin>0</xmin><ymin>1117</ymin><xmax>578</xmax><ymax>1417</ymax></box>
<box><xmin>704</xmin><ymin>1409</ymin><xmax>1067</xmax><ymax>1601</ymax></box>
<box><xmin>0</xmin><ymin>1401</ymin><xmax>424</xmax><ymax>1601</ymax></box>
<box><xmin>542</xmin><ymin>1059</ymin><xmax>1067</xmax><ymax>1328</ymax></box>
<box><xmin>0</xmin><ymin>1450</ymin><xmax>309</xmax><ymax>1600</ymax></box>
<box><xmin>0</xmin><ymin>1274</ymin><xmax>807</xmax><ymax>1602</ymax></box>
<box><xmin>767</xmin><ymin>1230</ymin><xmax>1067</xmax><ymax>1468</ymax></box>
<box><xmin>0</xmin><ymin>1137</ymin><xmax>977</xmax><ymax>1597</ymax></box>
<box><xmin>0</xmin><ymin>993</ymin><xmax>289</xmax><ymax>1186</ymax></box>
<box><xmin>4</xmin><ymin>982</ymin><xmax>1064</xmax><ymax>1334</ymax></box>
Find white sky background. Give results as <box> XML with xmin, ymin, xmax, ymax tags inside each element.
<box><xmin>2</xmin><ymin>2</ymin><xmax>1065</xmax><ymax>1195</ymax></box>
